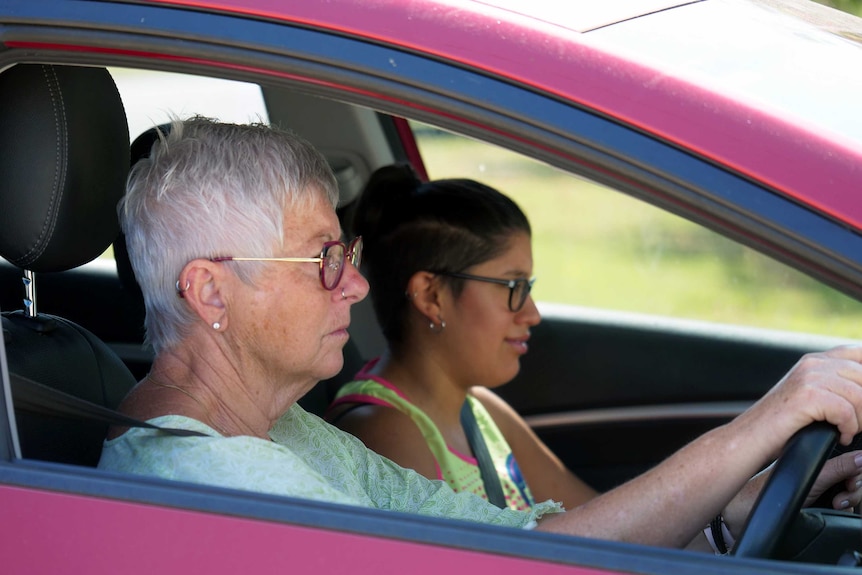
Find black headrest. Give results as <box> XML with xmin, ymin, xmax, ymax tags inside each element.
<box><xmin>0</xmin><ymin>64</ymin><xmax>129</xmax><ymax>272</ymax></box>
<box><xmin>130</xmin><ymin>123</ymin><xmax>170</xmax><ymax>165</ymax></box>
<box><xmin>115</xmin><ymin>124</ymin><xmax>171</xmax><ymax>295</ymax></box>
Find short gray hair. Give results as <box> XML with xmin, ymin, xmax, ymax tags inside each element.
<box><xmin>120</xmin><ymin>117</ymin><xmax>339</xmax><ymax>353</ymax></box>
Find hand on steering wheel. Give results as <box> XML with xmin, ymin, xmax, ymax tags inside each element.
<box><xmin>733</xmin><ymin>423</ymin><xmax>837</xmax><ymax>558</ymax></box>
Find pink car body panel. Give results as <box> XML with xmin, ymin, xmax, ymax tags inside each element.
<box><xmin>1</xmin><ymin>484</ymin><xmax>611</xmax><ymax>574</ymax></box>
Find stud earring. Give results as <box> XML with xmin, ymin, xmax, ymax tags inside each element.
<box><xmin>213</xmin><ymin>322</ymin><xmax>221</xmax><ymax>330</ymax></box>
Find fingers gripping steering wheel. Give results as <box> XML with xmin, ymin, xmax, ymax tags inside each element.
<box><xmin>732</xmin><ymin>423</ymin><xmax>838</xmax><ymax>559</ymax></box>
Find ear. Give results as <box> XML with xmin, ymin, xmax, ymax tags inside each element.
<box><xmin>406</xmin><ymin>270</ymin><xmax>446</xmax><ymax>324</ymax></box>
<box><xmin>177</xmin><ymin>259</ymin><xmax>228</xmax><ymax>329</ymax></box>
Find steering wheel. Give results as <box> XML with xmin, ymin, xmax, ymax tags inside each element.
<box><xmin>732</xmin><ymin>422</ymin><xmax>837</xmax><ymax>559</ymax></box>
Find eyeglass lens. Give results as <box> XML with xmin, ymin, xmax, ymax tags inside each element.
<box><xmin>321</xmin><ymin>237</ymin><xmax>363</xmax><ymax>290</ymax></box>
<box><xmin>511</xmin><ymin>280</ymin><xmax>532</xmax><ymax>312</ymax></box>
<box><xmin>322</xmin><ymin>243</ymin><xmax>344</xmax><ymax>290</ymax></box>
<box><xmin>348</xmin><ymin>236</ymin><xmax>363</xmax><ymax>269</ymax></box>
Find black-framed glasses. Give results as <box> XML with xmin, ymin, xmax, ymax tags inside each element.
<box><xmin>436</xmin><ymin>271</ymin><xmax>536</xmax><ymax>312</ymax></box>
<box><xmin>211</xmin><ymin>236</ymin><xmax>362</xmax><ymax>291</ymax></box>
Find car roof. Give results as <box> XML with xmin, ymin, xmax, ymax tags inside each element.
<box><xmin>144</xmin><ymin>0</ymin><xmax>862</xmax><ymax>232</ymax></box>
<box><xmin>470</xmin><ymin>0</ymin><xmax>701</xmax><ymax>32</ymax></box>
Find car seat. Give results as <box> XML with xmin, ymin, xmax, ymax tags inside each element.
<box><xmin>0</xmin><ymin>63</ymin><xmax>137</xmax><ymax>466</ymax></box>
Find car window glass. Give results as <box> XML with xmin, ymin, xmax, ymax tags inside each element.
<box><xmin>411</xmin><ymin>122</ymin><xmax>862</xmax><ymax>339</ymax></box>
<box><xmin>110</xmin><ymin>68</ymin><xmax>269</xmax><ymax>147</ymax></box>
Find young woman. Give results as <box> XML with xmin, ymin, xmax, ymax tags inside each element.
<box><xmin>327</xmin><ymin>164</ymin><xmax>862</xmax><ymax>553</ymax></box>
<box><xmin>327</xmin><ymin>164</ymin><xmax>596</xmax><ymax>511</ymax></box>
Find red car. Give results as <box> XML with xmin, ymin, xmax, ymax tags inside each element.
<box><xmin>2</xmin><ymin>0</ymin><xmax>862</xmax><ymax>572</ymax></box>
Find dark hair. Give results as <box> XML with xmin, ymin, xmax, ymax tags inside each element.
<box><xmin>354</xmin><ymin>163</ymin><xmax>531</xmax><ymax>348</ymax></box>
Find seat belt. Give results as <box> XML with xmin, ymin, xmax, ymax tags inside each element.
<box><xmin>460</xmin><ymin>399</ymin><xmax>506</xmax><ymax>508</ymax></box>
<box><xmin>9</xmin><ymin>372</ymin><xmax>209</xmax><ymax>437</ymax></box>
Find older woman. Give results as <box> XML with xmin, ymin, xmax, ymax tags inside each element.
<box><xmin>100</xmin><ymin>117</ymin><xmax>862</xmax><ymax>550</ymax></box>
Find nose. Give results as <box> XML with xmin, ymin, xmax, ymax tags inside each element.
<box><xmin>517</xmin><ymin>295</ymin><xmax>541</xmax><ymax>326</ymax></box>
<box><xmin>338</xmin><ymin>261</ymin><xmax>369</xmax><ymax>302</ymax></box>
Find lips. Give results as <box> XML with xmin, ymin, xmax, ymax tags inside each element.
<box><xmin>326</xmin><ymin>319</ymin><xmax>351</xmax><ymax>339</ymax></box>
<box><xmin>330</xmin><ymin>325</ymin><xmax>350</xmax><ymax>336</ymax></box>
<box><xmin>506</xmin><ymin>334</ymin><xmax>530</xmax><ymax>353</ymax></box>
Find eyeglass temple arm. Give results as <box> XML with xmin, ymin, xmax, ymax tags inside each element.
<box><xmin>210</xmin><ymin>256</ymin><xmax>322</xmax><ymax>263</ymax></box>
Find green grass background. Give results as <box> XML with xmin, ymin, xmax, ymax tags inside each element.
<box><xmin>415</xmin><ymin>130</ymin><xmax>862</xmax><ymax>339</ymax></box>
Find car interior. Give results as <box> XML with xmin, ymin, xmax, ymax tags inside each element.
<box><xmin>2</xmin><ymin>58</ymin><xmax>862</xmax><ymax>565</ymax></box>
<box><xmin>0</xmin><ymin>64</ymin><xmax>137</xmax><ymax>465</ymax></box>
<box><xmin>2</xmin><ymin>59</ymin><xmax>859</xmax><ymax>474</ymax></box>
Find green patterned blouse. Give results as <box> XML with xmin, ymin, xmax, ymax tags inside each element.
<box><xmin>98</xmin><ymin>403</ymin><xmax>561</xmax><ymax>528</ymax></box>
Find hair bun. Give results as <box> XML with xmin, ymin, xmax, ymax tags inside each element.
<box><xmin>353</xmin><ymin>163</ymin><xmax>422</xmax><ymax>245</ymax></box>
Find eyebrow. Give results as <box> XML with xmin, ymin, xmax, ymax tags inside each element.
<box><xmin>302</xmin><ymin>229</ymin><xmax>343</xmax><ymax>251</ymax></box>
<box><xmin>303</xmin><ymin>221</ymin><xmax>340</xmax><ymax>239</ymax></box>
<box><xmin>501</xmin><ymin>266</ymin><xmax>532</xmax><ymax>278</ymax></box>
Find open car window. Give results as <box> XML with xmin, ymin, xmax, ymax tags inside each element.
<box><xmin>413</xmin><ymin>122</ymin><xmax>862</xmax><ymax>340</ymax></box>
<box><xmin>112</xmin><ymin>68</ymin><xmax>270</xmax><ymax>143</ymax></box>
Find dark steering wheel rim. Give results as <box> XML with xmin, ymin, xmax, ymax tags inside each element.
<box><xmin>732</xmin><ymin>422</ymin><xmax>837</xmax><ymax>559</ymax></box>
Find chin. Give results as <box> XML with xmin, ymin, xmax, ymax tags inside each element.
<box><xmin>316</xmin><ymin>352</ymin><xmax>346</xmax><ymax>382</ymax></box>
<box><xmin>487</xmin><ymin>366</ymin><xmax>521</xmax><ymax>389</ymax></box>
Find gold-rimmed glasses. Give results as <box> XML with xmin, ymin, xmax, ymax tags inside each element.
<box><xmin>212</xmin><ymin>236</ymin><xmax>362</xmax><ymax>290</ymax></box>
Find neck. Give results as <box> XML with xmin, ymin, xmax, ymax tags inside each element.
<box><xmin>144</xmin><ymin>345</ymin><xmax>279</xmax><ymax>440</ymax></box>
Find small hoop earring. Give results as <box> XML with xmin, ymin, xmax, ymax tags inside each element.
<box><xmin>176</xmin><ymin>279</ymin><xmax>190</xmax><ymax>298</ymax></box>
<box><xmin>212</xmin><ymin>322</ymin><xmax>221</xmax><ymax>330</ymax></box>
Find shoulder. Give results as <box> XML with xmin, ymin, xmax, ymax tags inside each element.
<box><xmin>328</xmin><ymin>377</ymin><xmax>421</xmax><ymax>441</ymax></box>
<box><xmin>469</xmin><ymin>387</ymin><xmax>547</xmax><ymax>459</ymax></box>
<box><xmin>336</xmin><ymin>402</ymin><xmax>421</xmax><ymax>445</ymax></box>
<box><xmin>101</xmin><ymin>420</ymin><xmax>288</xmax><ymax>482</ymax></box>
<box><xmin>335</xmin><ymin>402</ymin><xmax>440</xmax><ymax>480</ymax></box>
<box><xmin>469</xmin><ymin>386</ymin><xmax>525</xmax><ymax>436</ymax></box>
<box><xmin>102</xmin><ymin>411</ymin><xmax>365</xmax><ymax>504</ymax></box>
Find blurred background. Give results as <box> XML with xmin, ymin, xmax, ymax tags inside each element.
<box><xmin>815</xmin><ymin>0</ymin><xmax>862</xmax><ymax>15</ymax></box>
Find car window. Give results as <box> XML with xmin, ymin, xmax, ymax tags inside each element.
<box><xmin>110</xmin><ymin>68</ymin><xmax>269</xmax><ymax>146</ymax></box>
<box><xmin>89</xmin><ymin>68</ymin><xmax>269</xmax><ymax>261</ymax></box>
<box><xmin>412</xmin><ymin>122</ymin><xmax>862</xmax><ymax>339</ymax></box>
